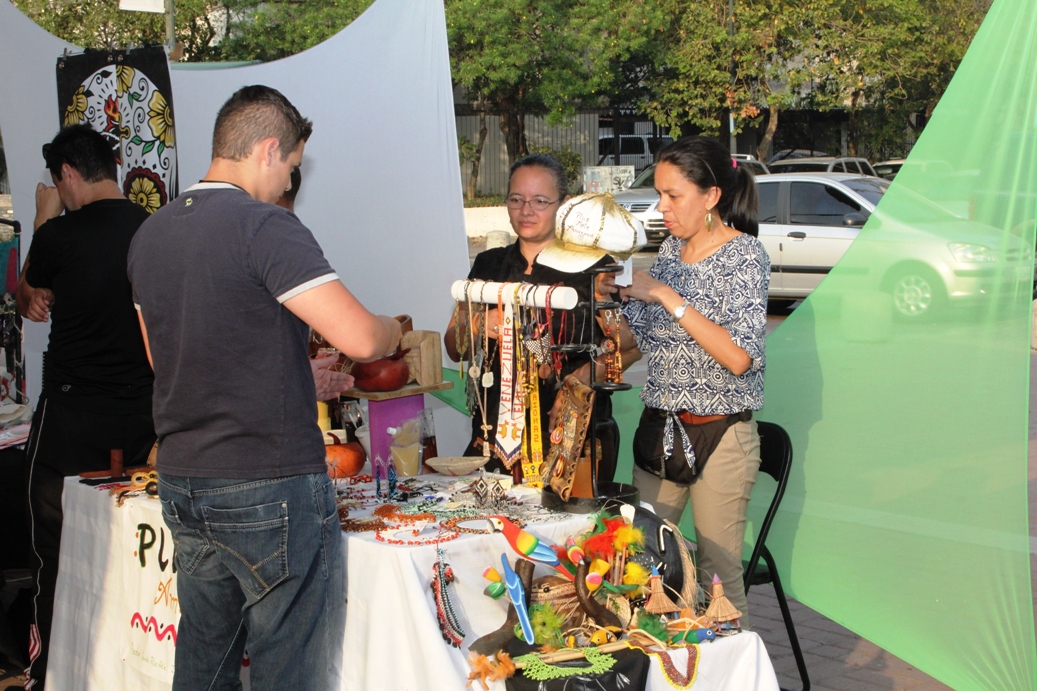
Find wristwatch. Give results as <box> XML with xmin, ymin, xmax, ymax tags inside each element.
<box><xmin>671</xmin><ymin>298</ymin><xmax>690</xmax><ymax>322</ymax></box>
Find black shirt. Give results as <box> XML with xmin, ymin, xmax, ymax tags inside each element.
<box><xmin>26</xmin><ymin>198</ymin><xmax>153</xmax><ymax>407</ymax></box>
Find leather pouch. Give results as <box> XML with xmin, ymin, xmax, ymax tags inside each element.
<box><xmin>543</xmin><ymin>375</ymin><xmax>595</xmax><ymax>501</ymax></box>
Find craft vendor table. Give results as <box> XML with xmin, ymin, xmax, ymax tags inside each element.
<box><xmin>48</xmin><ymin>477</ymin><xmax>780</xmax><ymax>691</ymax></box>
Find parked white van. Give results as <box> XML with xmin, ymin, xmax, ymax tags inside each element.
<box><xmin>597</xmin><ymin>135</ymin><xmax>673</xmax><ymax>172</ymax></box>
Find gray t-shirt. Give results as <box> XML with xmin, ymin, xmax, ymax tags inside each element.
<box><xmin>128</xmin><ymin>182</ymin><xmax>338</xmax><ymax>479</ymax></box>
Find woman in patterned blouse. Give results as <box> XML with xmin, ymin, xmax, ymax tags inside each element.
<box><xmin>619</xmin><ymin>136</ymin><xmax>769</xmax><ymax>622</ymax></box>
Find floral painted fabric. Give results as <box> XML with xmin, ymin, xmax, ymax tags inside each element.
<box><xmin>56</xmin><ymin>47</ymin><xmax>177</xmax><ymax>213</ymax></box>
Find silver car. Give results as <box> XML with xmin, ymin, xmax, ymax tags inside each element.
<box><xmin>615</xmin><ymin>157</ymin><xmax>769</xmax><ymax>245</ymax></box>
<box><xmin>758</xmin><ymin>173</ymin><xmax>1032</xmax><ymax>318</ymax></box>
<box><xmin>768</xmin><ymin>156</ymin><xmax>878</xmax><ymax>177</ymax></box>
<box><xmin>612</xmin><ymin>165</ymin><xmax>669</xmax><ymax>244</ymax></box>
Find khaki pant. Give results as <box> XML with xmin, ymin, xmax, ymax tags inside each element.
<box><xmin>633</xmin><ymin>419</ymin><xmax>761</xmax><ymax>625</ymax></box>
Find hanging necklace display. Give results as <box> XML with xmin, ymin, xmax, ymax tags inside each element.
<box><xmin>460</xmin><ymin>280</ymin><xmax>493</xmax><ymax>458</ymax></box>
<box><xmin>545</xmin><ymin>286</ymin><xmax>568</xmax><ymax>378</ymax></box>
<box><xmin>517</xmin><ymin>285</ymin><xmax>545</xmax><ymax>487</ymax></box>
<box><xmin>482</xmin><ymin>293</ymin><xmax>497</xmax><ymax>389</ymax></box>
<box><xmin>522</xmin><ymin>284</ymin><xmax>553</xmax><ymax>381</ymax></box>
<box><xmin>477</xmin><ymin>303</ymin><xmax>495</xmax><ymax>458</ymax></box>
<box><xmin>462</xmin><ymin>283</ymin><xmax>484</xmax><ymax>425</ymax></box>
<box><xmin>602</xmin><ymin>308</ymin><xmax>623</xmax><ymax>384</ymax></box>
<box><xmin>494</xmin><ymin>283</ymin><xmax>525</xmax><ymax>470</ymax></box>
<box><xmin>454</xmin><ymin>280</ymin><xmax>471</xmax><ymax>379</ymax></box>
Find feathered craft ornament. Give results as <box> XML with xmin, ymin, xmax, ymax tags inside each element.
<box><xmin>580</xmin><ymin>516</ymin><xmax>627</xmax><ymax>562</ymax></box>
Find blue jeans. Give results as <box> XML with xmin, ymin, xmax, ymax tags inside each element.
<box><xmin>159</xmin><ymin>473</ymin><xmax>344</xmax><ymax>691</ymax></box>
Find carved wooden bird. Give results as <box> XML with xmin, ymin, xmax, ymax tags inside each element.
<box><xmin>487</xmin><ymin>515</ymin><xmax>574</xmax><ymax>581</ymax></box>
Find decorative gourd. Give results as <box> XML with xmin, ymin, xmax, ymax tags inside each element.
<box><xmin>351</xmin><ymin>348</ymin><xmax>411</xmax><ymax>392</ymax></box>
<box><xmin>326</xmin><ymin>441</ymin><xmax>366</xmax><ymax>478</ymax></box>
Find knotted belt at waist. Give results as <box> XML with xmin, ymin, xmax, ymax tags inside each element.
<box><xmin>647</xmin><ymin>409</ymin><xmax>751</xmax><ymax>425</ymax></box>
<box><xmin>676</xmin><ymin>411</ymin><xmax>728</xmax><ymax>425</ymax></box>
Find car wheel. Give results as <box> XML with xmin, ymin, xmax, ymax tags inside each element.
<box><xmin>887</xmin><ymin>265</ymin><xmax>944</xmax><ymax>319</ymax></box>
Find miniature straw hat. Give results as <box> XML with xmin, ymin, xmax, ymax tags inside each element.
<box><xmin>537</xmin><ymin>193</ymin><xmax>646</xmax><ymax>273</ymax></box>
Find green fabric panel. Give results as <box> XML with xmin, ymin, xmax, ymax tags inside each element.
<box><xmin>432</xmin><ymin>367</ymin><xmax>469</xmax><ymax>414</ymax></box>
<box><xmin>610</xmin><ymin>386</ymin><xmax>643</xmax><ymax>485</ymax></box>
<box><xmin>756</xmin><ymin>0</ymin><xmax>1037</xmax><ymax>688</ymax></box>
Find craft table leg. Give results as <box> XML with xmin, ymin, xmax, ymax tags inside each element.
<box><xmin>366</xmin><ymin>394</ymin><xmax>426</xmax><ymax>468</ymax></box>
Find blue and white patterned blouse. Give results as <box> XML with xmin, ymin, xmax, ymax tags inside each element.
<box><xmin>623</xmin><ymin>233</ymin><xmax>769</xmax><ymax>417</ymax></box>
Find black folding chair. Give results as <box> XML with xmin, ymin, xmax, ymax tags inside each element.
<box><xmin>743</xmin><ymin>421</ymin><xmax>809</xmax><ymax>691</ymax></box>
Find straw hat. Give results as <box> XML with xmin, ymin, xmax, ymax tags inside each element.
<box><xmin>537</xmin><ymin>193</ymin><xmax>646</xmax><ymax>273</ymax></box>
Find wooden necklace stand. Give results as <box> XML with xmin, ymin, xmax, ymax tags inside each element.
<box><xmin>539</xmin><ymin>265</ymin><xmax>639</xmax><ymax>513</ymax></box>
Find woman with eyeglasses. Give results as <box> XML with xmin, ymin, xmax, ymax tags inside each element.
<box><xmin>445</xmin><ymin>154</ymin><xmax>637</xmax><ymax>481</ymax></box>
<box><xmin>618</xmin><ymin>136</ymin><xmax>768</xmax><ymax>623</ymax></box>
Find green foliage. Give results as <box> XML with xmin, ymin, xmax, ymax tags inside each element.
<box><xmin>447</xmin><ymin>0</ymin><xmax>585</xmax><ymax>121</ymax></box>
<box><xmin>11</xmin><ymin>0</ymin><xmax>989</xmax><ymax>158</ymax></box>
<box><xmin>446</xmin><ymin>0</ymin><xmax>668</xmax><ymax>163</ymax></box>
<box><xmin>457</xmin><ymin>135</ymin><xmax>479</xmax><ymax>167</ymax></box>
<box><xmin>641</xmin><ymin>0</ymin><xmax>732</xmax><ymax>137</ymax></box>
<box><xmin>12</xmin><ymin>0</ymin><xmax>227</xmax><ymax>61</ymax></box>
<box><xmin>11</xmin><ymin>0</ymin><xmax>373</xmax><ymax>63</ymax></box>
<box><xmin>526</xmin><ymin>143</ymin><xmax>582</xmax><ymax>195</ymax></box>
<box><xmin>218</xmin><ymin>0</ymin><xmax>374</xmax><ymax>62</ymax></box>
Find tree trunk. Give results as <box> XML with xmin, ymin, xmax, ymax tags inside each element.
<box><xmin>466</xmin><ymin>112</ymin><xmax>488</xmax><ymax>201</ymax></box>
<box><xmin>499</xmin><ymin>111</ymin><xmax>527</xmax><ymax>166</ymax></box>
<box><xmin>612</xmin><ymin>106</ymin><xmax>622</xmax><ymax>165</ymax></box>
<box><xmin>847</xmin><ymin>91</ymin><xmax>860</xmax><ymax>157</ymax></box>
<box><xmin>757</xmin><ymin>103</ymin><xmax>779</xmax><ymax>162</ymax></box>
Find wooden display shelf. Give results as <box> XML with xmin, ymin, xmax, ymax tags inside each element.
<box><xmin>342</xmin><ymin>380</ymin><xmax>453</xmax><ymax>402</ymax></box>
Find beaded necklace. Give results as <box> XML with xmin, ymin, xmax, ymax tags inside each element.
<box><xmin>372</xmin><ymin>503</ymin><xmax>436</xmax><ymax>525</ymax></box>
<box><xmin>373</xmin><ymin>527</ymin><xmax>460</xmax><ymax>546</ymax></box>
<box><xmin>514</xmin><ymin>647</ymin><xmax>616</xmax><ymax>681</ymax></box>
<box><xmin>431</xmin><ymin>548</ymin><xmax>466</xmax><ymax>647</ymax></box>
<box><xmin>602</xmin><ymin>308</ymin><xmax>623</xmax><ymax>383</ymax></box>
<box><xmin>340</xmin><ymin>517</ymin><xmax>389</xmax><ymax>533</ymax></box>
<box><xmin>625</xmin><ymin>640</ymin><xmax>700</xmax><ymax>689</ymax></box>
<box><xmin>440</xmin><ymin>515</ymin><xmax>524</xmax><ymax>534</ymax></box>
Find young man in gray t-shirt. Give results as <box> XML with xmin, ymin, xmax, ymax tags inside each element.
<box><xmin>128</xmin><ymin>85</ymin><xmax>401</xmax><ymax>690</ymax></box>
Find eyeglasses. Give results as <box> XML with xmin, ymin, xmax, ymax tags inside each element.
<box><xmin>506</xmin><ymin>195</ymin><xmax>561</xmax><ymax>211</ymax></box>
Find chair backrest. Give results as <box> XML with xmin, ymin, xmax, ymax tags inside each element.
<box><xmin>744</xmin><ymin>420</ymin><xmax>793</xmax><ymax>587</ymax></box>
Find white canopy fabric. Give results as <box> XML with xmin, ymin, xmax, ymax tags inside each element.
<box><xmin>0</xmin><ymin>0</ymin><xmax>469</xmax><ymax>418</ymax></box>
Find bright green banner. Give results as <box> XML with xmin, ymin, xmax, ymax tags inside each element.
<box><xmin>756</xmin><ymin>0</ymin><xmax>1037</xmax><ymax>688</ymax></box>
<box><xmin>445</xmin><ymin>6</ymin><xmax>1037</xmax><ymax>684</ymax></box>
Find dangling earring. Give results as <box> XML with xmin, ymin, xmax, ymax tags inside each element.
<box><xmin>704</xmin><ymin>208</ymin><xmax>714</xmax><ymax>230</ymax></box>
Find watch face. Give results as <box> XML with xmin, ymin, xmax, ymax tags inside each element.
<box><xmin>672</xmin><ymin>299</ymin><xmax>690</xmax><ymax>322</ymax></box>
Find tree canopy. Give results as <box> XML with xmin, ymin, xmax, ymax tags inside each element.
<box><xmin>12</xmin><ymin>0</ymin><xmax>989</xmax><ymax>159</ymax></box>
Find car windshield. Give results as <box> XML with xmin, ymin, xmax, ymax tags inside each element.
<box><xmin>843</xmin><ymin>177</ymin><xmax>889</xmax><ymax>206</ymax></box>
<box><xmin>771</xmin><ymin>162</ymin><xmax>828</xmax><ymax>173</ymax></box>
<box><xmin>629</xmin><ymin>166</ymin><xmax>655</xmax><ymax>188</ymax></box>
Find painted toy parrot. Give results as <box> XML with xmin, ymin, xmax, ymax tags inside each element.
<box><xmin>500</xmin><ymin>554</ymin><xmax>535</xmax><ymax>644</ymax></box>
<box><xmin>487</xmin><ymin>515</ymin><xmax>574</xmax><ymax>581</ymax></box>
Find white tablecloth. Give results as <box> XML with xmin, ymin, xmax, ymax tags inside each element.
<box><xmin>49</xmin><ymin>477</ymin><xmax>780</xmax><ymax>691</ymax></box>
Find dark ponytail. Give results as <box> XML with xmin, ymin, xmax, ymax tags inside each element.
<box><xmin>656</xmin><ymin>137</ymin><xmax>759</xmax><ymax>237</ymax></box>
